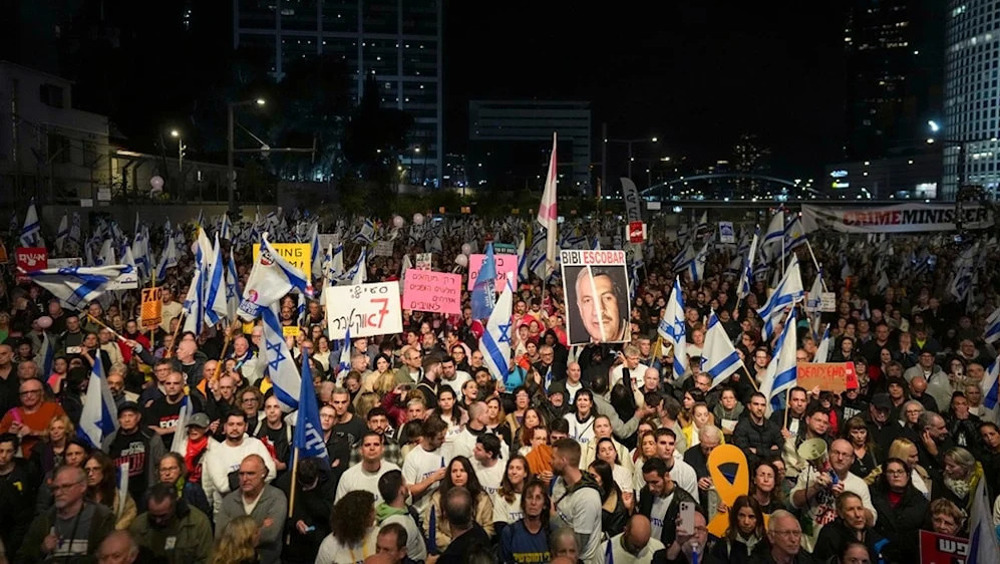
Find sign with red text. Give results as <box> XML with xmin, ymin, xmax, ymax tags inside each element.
<box><xmin>919</xmin><ymin>530</ymin><xmax>969</xmax><ymax>564</ymax></box>
<box><xmin>324</xmin><ymin>281</ymin><xmax>403</xmax><ymax>340</ymax></box>
<box><xmin>15</xmin><ymin>247</ymin><xmax>48</xmax><ymax>283</ymax></box>
<box><xmin>802</xmin><ymin>203</ymin><xmax>993</xmax><ymax>233</ymax></box>
<box><xmin>628</xmin><ymin>221</ymin><xmax>647</xmax><ymax>243</ymax></box>
<box><xmin>403</xmin><ymin>270</ymin><xmax>462</xmax><ymax>315</ymax></box>
<box><xmin>559</xmin><ymin>249</ymin><xmax>630</xmax><ymax>345</ymax></box>
<box><xmin>797</xmin><ymin>362</ymin><xmax>855</xmax><ymax>393</ymax></box>
<box><xmin>467</xmin><ymin>253</ymin><xmax>518</xmax><ymax>290</ymax></box>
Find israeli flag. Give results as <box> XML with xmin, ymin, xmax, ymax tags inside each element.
<box><xmin>480</xmin><ymin>275</ymin><xmax>513</xmax><ymax>382</ymax></box>
<box><xmin>471</xmin><ymin>243</ymin><xmax>497</xmax><ymax>320</ymax></box>
<box><xmin>813</xmin><ymin>325</ymin><xmax>831</xmax><ymax>363</ymax></box>
<box><xmin>55</xmin><ymin>213</ymin><xmax>69</xmax><ymax>254</ymax></box>
<box><xmin>985</xmin><ymin>306</ymin><xmax>1000</xmax><ymax>345</ymax></box>
<box><xmin>78</xmin><ymin>353</ymin><xmax>119</xmax><ymax>447</ymax></box>
<box><xmin>337</xmin><ymin>326</ymin><xmax>352</xmax><ymax>381</ymax></box>
<box><xmin>760</xmin><ymin>308</ymin><xmax>798</xmax><ymax>416</ymax></box>
<box><xmin>309</xmin><ymin>223</ymin><xmax>323</xmax><ymax>280</ymax></box>
<box><xmin>155</xmin><ymin>236</ymin><xmax>179</xmax><ymax>281</ymax></box>
<box><xmin>292</xmin><ymin>352</ymin><xmax>329</xmax><ymax>463</ymax></box>
<box><xmin>805</xmin><ymin>268</ymin><xmax>824</xmax><ymax>314</ymax></box>
<box><xmin>968</xmin><ymin>475</ymin><xmax>1000</xmax><ymax>563</ymax></box>
<box><xmin>260</xmin><ymin>303</ymin><xmax>302</xmax><ymax>409</ymax></box>
<box><xmin>225</xmin><ymin>253</ymin><xmax>241</xmax><ymax>321</ymax></box>
<box><xmin>702</xmin><ymin>310</ymin><xmax>741</xmax><ymax>389</ymax></box>
<box><xmin>169</xmin><ymin>396</ymin><xmax>192</xmax><ymax>453</ymax></box>
<box><xmin>205</xmin><ymin>233</ymin><xmax>228</xmax><ymax>325</ymax></box>
<box><xmin>757</xmin><ymin>255</ymin><xmax>804</xmax><ymax>341</ymax></box>
<box><xmin>658</xmin><ymin>276</ymin><xmax>687</xmax><ymax>381</ymax></box>
<box><xmin>239</xmin><ymin>233</ymin><xmax>310</xmax><ymax>320</ymax></box>
<box><xmin>20</xmin><ymin>200</ymin><xmax>43</xmax><ymax>247</ymax></box>
<box><xmin>739</xmin><ymin>226</ymin><xmax>760</xmax><ymax>300</ymax></box>
<box><xmin>25</xmin><ymin>265</ymin><xmax>130</xmax><ymax>310</ymax></box>
<box><xmin>761</xmin><ymin>209</ymin><xmax>785</xmax><ymax>261</ymax></box>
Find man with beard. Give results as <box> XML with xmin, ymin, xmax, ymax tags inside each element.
<box><xmin>103</xmin><ymin>401</ymin><xmax>167</xmax><ymax>500</ymax></box>
<box><xmin>550</xmin><ymin>438</ymin><xmax>603</xmax><ymax>564</ymax></box>
<box><xmin>19</xmin><ymin>466</ymin><xmax>115</xmax><ymax>561</ymax></box>
<box><xmin>143</xmin><ymin>370</ymin><xmax>203</xmax><ymax>448</ymax></box>
<box><xmin>128</xmin><ymin>482</ymin><xmax>212</xmax><ymax>562</ymax></box>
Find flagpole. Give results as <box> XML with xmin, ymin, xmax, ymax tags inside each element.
<box><xmin>149</xmin><ymin>267</ymin><xmax>157</xmax><ymax>349</ymax></box>
<box><xmin>740</xmin><ymin>364</ymin><xmax>760</xmax><ymax>392</ymax></box>
<box><xmin>804</xmin><ymin>239</ymin><xmax>826</xmax><ymax>292</ymax></box>
<box><xmin>783</xmin><ymin>387</ymin><xmax>791</xmax><ymax>430</ymax></box>
<box><xmin>285</xmin><ymin>447</ymin><xmax>301</xmax><ymax>545</ymax></box>
<box><xmin>85</xmin><ymin>313</ymin><xmax>128</xmax><ymax>343</ymax></box>
<box><xmin>165</xmin><ymin>311</ymin><xmax>186</xmax><ymax>358</ymax></box>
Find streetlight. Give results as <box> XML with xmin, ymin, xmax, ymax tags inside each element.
<box><xmin>228</xmin><ymin>98</ymin><xmax>267</xmax><ymax>215</ymax></box>
<box><xmin>602</xmin><ymin>134</ymin><xmax>659</xmax><ymax>188</ymax></box>
<box><xmin>169</xmin><ymin>129</ymin><xmax>186</xmax><ymax>176</ymax></box>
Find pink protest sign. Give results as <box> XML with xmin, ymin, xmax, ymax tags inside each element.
<box><xmin>403</xmin><ymin>270</ymin><xmax>463</xmax><ymax>315</ymax></box>
<box><xmin>467</xmin><ymin>254</ymin><xmax>518</xmax><ymax>290</ymax></box>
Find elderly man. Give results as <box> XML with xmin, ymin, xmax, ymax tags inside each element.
<box><xmin>0</xmin><ymin>377</ymin><xmax>66</xmax><ymax>458</ymax></box>
<box><xmin>603</xmin><ymin>514</ymin><xmax>667</xmax><ymax>563</ymax></box>
<box><xmin>19</xmin><ymin>466</ymin><xmax>115</xmax><ymax>562</ymax></box>
<box><xmin>762</xmin><ymin>510</ymin><xmax>812</xmax><ymax>563</ymax></box>
<box><xmin>96</xmin><ymin>530</ymin><xmax>139</xmax><ymax>564</ymax></box>
<box><xmin>216</xmin><ymin>455</ymin><xmax>287</xmax><ymax>564</ymax></box>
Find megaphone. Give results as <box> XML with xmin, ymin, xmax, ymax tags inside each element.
<box><xmin>797</xmin><ymin>438</ymin><xmax>830</xmax><ymax>469</ymax></box>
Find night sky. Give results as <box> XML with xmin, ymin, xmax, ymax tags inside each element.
<box><xmin>445</xmin><ymin>1</ymin><xmax>848</xmax><ymax>180</ymax></box>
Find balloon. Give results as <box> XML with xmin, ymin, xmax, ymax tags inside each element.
<box><xmin>393</xmin><ymin>215</ymin><xmax>405</xmax><ymax>229</ymax></box>
<box><xmin>413</xmin><ymin>213</ymin><xmax>424</xmax><ymax>226</ymax></box>
<box><xmin>36</xmin><ymin>316</ymin><xmax>53</xmax><ymax>329</ymax></box>
<box><xmin>150</xmin><ymin>176</ymin><xmax>164</xmax><ymax>190</ymax></box>
<box><xmin>454</xmin><ymin>254</ymin><xmax>468</xmax><ymax>267</ymax></box>
<box><xmin>461</xmin><ymin>243</ymin><xmax>471</xmax><ymax>256</ymax></box>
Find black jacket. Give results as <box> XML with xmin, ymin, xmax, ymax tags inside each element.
<box><xmin>870</xmin><ymin>480</ymin><xmax>927</xmax><ymax>563</ymax></box>
<box><xmin>732</xmin><ymin>417</ymin><xmax>783</xmax><ymax>465</ymax></box>
<box><xmin>812</xmin><ymin>519</ymin><xmax>887</xmax><ymax>563</ymax></box>
<box><xmin>637</xmin><ymin>485</ymin><xmax>698</xmax><ymax>548</ymax></box>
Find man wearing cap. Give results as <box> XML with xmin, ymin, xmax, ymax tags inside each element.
<box><xmin>865</xmin><ymin>393</ymin><xmax>895</xmax><ymax>453</ymax></box>
<box><xmin>103</xmin><ymin>400</ymin><xmax>167</xmax><ymax>501</ymax></box>
<box><xmin>174</xmin><ymin>412</ymin><xmax>212</xmax><ymax>485</ymax></box>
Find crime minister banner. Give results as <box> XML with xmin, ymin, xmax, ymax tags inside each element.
<box><xmin>802</xmin><ymin>203</ymin><xmax>994</xmax><ymax>233</ymax></box>
<box><xmin>560</xmin><ymin>249</ymin><xmax>630</xmax><ymax>345</ymax></box>
<box><xmin>325</xmin><ymin>282</ymin><xmax>403</xmax><ymax>340</ymax></box>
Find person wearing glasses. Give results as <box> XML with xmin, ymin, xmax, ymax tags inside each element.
<box><xmin>0</xmin><ymin>377</ymin><xmax>66</xmax><ymax>459</ymax></box>
<box><xmin>19</xmin><ymin>465</ymin><xmax>115</xmax><ymax>562</ymax></box>
<box><xmin>760</xmin><ymin>510</ymin><xmax>811</xmax><ymax>564</ymax></box>
<box><xmin>215</xmin><ymin>454</ymin><xmax>288</xmax><ymax>564</ymax></box>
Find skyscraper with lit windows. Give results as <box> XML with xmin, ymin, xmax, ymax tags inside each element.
<box><xmin>943</xmin><ymin>0</ymin><xmax>1000</xmax><ymax>199</ymax></box>
<box><xmin>234</xmin><ymin>0</ymin><xmax>442</xmax><ymax>186</ymax></box>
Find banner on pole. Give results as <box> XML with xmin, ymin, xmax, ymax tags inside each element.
<box><xmin>560</xmin><ymin>249</ymin><xmax>630</xmax><ymax>345</ymax></box>
<box><xmin>141</xmin><ymin>288</ymin><xmax>162</xmax><ymax>330</ymax></box>
<box><xmin>15</xmin><ymin>247</ymin><xmax>48</xmax><ymax>283</ymax></box>
<box><xmin>324</xmin><ymin>282</ymin><xmax>403</xmax><ymax>340</ymax></box>
<box><xmin>403</xmin><ymin>271</ymin><xmax>462</xmax><ymax>315</ymax></box>
<box><xmin>253</xmin><ymin>243</ymin><xmax>311</xmax><ymax>280</ymax></box>
<box><xmin>468</xmin><ymin>253</ymin><xmax>518</xmax><ymax>290</ymax></box>
<box><xmin>621</xmin><ymin>177</ymin><xmax>643</xmax><ymax>223</ymax></box>
<box><xmin>802</xmin><ymin>203</ymin><xmax>994</xmax><ymax>233</ymax></box>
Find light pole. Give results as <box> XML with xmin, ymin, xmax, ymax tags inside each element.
<box><xmin>603</xmin><ymin>134</ymin><xmax>658</xmax><ymax>189</ymax></box>
<box><xmin>169</xmin><ymin>129</ymin><xmax>186</xmax><ymax>176</ymax></box>
<box><xmin>228</xmin><ymin>98</ymin><xmax>266</xmax><ymax>215</ymax></box>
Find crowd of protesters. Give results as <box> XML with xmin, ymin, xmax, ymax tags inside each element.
<box><xmin>0</xmin><ymin>213</ymin><xmax>998</xmax><ymax>564</ymax></box>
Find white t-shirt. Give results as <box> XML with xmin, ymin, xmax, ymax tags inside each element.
<box><xmin>551</xmin><ymin>477</ymin><xmax>603</xmax><ymax>564</ymax></box>
<box><xmin>473</xmin><ymin>459</ymin><xmax>506</xmax><ymax>496</ymax></box>
<box><xmin>612</xmin><ymin>464</ymin><xmax>634</xmax><ymax>496</ymax></box>
<box><xmin>402</xmin><ymin>445</ymin><xmax>447</xmax><ymax>515</ymax></box>
<box><xmin>605</xmin><ymin>532</ymin><xmax>667</xmax><ymax>564</ymax></box>
<box><xmin>565</xmin><ymin>414</ymin><xmax>596</xmax><ymax>445</ymax></box>
<box><xmin>665</xmin><ymin>459</ymin><xmax>699</xmax><ymax>501</ymax></box>
<box><xmin>564</xmin><ymin>380</ymin><xmax>583</xmax><ymax>404</ymax></box>
<box><xmin>314</xmin><ymin>527</ymin><xmax>378</xmax><ymax>564</ymax></box>
<box><xmin>441</xmin><ymin>371</ymin><xmax>471</xmax><ymax>395</ymax></box>
<box><xmin>790</xmin><ymin>466</ymin><xmax>877</xmax><ymax>551</ymax></box>
<box><xmin>381</xmin><ymin>512</ymin><xmax>427</xmax><ymax>562</ymax></box>
<box><xmin>449</xmin><ymin>427</ymin><xmax>510</xmax><ymax>462</ymax></box>
<box><xmin>491</xmin><ymin>491</ymin><xmax>523</xmax><ymax>525</ymax></box>
<box><xmin>648</xmin><ymin>493</ymin><xmax>675</xmax><ymax>541</ymax></box>
<box><xmin>611</xmin><ymin>363</ymin><xmax>649</xmax><ymax>390</ymax></box>
<box><xmin>335</xmin><ymin>461</ymin><xmax>401</xmax><ymax>504</ymax></box>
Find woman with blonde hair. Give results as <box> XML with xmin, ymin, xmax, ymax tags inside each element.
<box><xmin>871</xmin><ymin>438</ymin><xmax>931</xmax><ymax>497</ymax></box>
<box><xmin>934</xmin><ymin>446</ymin><xmax>983</xmax><ymax>513</ymax></box>
<box><xmin>212</xmin><ymin>515</ymin><xmax>260</xmax><ymax>564</ymax></box>
<box><xmin>352</xmin><ymin>391</ymin><xmax>380</xmax><ymax>419</ymax></box>
<box><xmin>29</xmin><ymin>414</ymin><xmax>74</xmax><ymax>476</ymax></box>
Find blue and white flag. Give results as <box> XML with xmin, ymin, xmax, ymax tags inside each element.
<box><xmin>756</xmin><ymin>255</ymin><xmax>804</xmax><ymax>341</ymax></box>
<box><xmin>354</xmin><ymin>219</ymin><xmax>376</xmax><ymax>244</ymax></box>
<box><xmin>761</xmin><ymin>209</ymin><xmax>785</xmax><ymax>262</ymax></box>
<box><xmin>226</xmin><ymin>253</ymin><xmax>241</xmax><ymax>321</ymax></box>
<box><xmin>55</xmin><ymin>213</ymin><xmax>69</xmax><ymax>254</ymax></box>
<box><xmin>78</xmin><ymin>353</ymin><xmax>118</xmax><ymax>447</ymax></box>
<box><xmin>24</xmin><ymin>265</ymin><xmax>130</xmax><ymax>311</ymax></box>
<box><xmin>155</xmin><ymin>236</ymin><xmax>179</xmax><ymax>281</ymax></box>
<box><xmin>516</xmin><ymin>236</ymin><xmax>528</xmax><ymax>282</ymax></box>
<box><xmin>783</xmin><ymin>214</ymin><xmax>807</xmax><ymax>251</ymax></box>
<box><xmin>169</xmin><ymin>396</ymin><xmax>192</xmax><ymax>453</ymax></box>
<box><xmin>985</xmin><ymin>305</ymin><xmax>1000</xmax><ymax>345</ymax></box>
<box><xmin>239</xmin><ymin>233</ymin><xmax>310</xmax><ymax>320</ymax></box>
<box><xmin>38</xmin><ymin>331</ymin><xmax>54</xmax><ymax>379</ymax></box>
<box><xmin>982</xmin><ymin>357</ymin><xmax>999</xmax><ymax>418</ymax></box>
<box><xmin>760</xmin><ymin>308</ymin><xmax>798</xmax><ymax>416</ymax></box>
<box><xmin>205</xmin><ymin>233</ymin><xmax>228</xmax><ymax>325</ymax></box>
<box><xmin>260</xmin><ymin>303</ymin><xmax>301</xmax><ymax>409</ymax></box>
<box><xmin>20</xmin><ymin>199</ymin><xmax>43</xmax><ymax>247</ymax></box>
<box><xmin>480</xmin><ymin>276</ymin><xmax>513</xmax><ymax>382</ymax></box>
<box><xmin>471</xmin><ymin>243</ymin><xmax>497</xmax><ymax>320</ymax></box>
<box><xmin>813</xmin><ymin>325</ymin><xmax>831</xmax><ymax>363</ymax></box>
<box><xmin>968</xmin><ymin>474</ymin><xmax>1000</xmax><ymax>563</ymax></box>
<box><xmin>219</xmin><ymin>213</ymin><xmax>232</xmax><ymax>241</ymax></box>
<box><xmin>309</xmin><ymin>223</ymin><xmax>323</xmax><ymax>280</ymax></box>
<box><xmin>739</xmin><ymin>227</ymin><xmax>760</xmax><ymax>300</ymax></box>
<box><xmin>805</xmin><ymin>268</ymin><xmax>824</xmax><ymax>315</ymax></box>
<box><xmin>336</xmin><ymin>326</ymin><xmax>353</xmax><ymax>382</ymax></box>
<box><xmin>658</xmin><ymin>276</ymin><xmax>687</xmax><ymax>381</ymax></box>
<box><xmin>292</xmin><ymin>350</ymin><xmax>329</xmax><ymax>464</ymax></box>
<box><xmin>702</xmin><ymin>310</ymin><xmax>741</xmax><ymax>390</ymax></box>
<box><xmin>678</xmin><ymin>242</ymin><xmax>708</xmax><ymax>283</ymax></box>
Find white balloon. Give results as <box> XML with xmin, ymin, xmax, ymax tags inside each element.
<box><xmin>454</xmin><ymin>254</ymin><xmax>468</xmax><ymax>267</ymax></box>
<box><xmin>393</xmin><ymin>215</ymin><xmax>405</xmax><ymax>229</ymax></box>
<box><xmin>150</xmin><ymin>176</ymin><xmax>164</xmax><ymax>190</ymax></box>
<box><xmin>36</xmin><ymin>316</ymin><xmax>53</xmax><ymax>329</ymax></box>
<box><xmin>413</xmin><ymin>213</ymin><xmax>424</xmax><ymax>226</ymax></box>
<box><xmin>461</xmin><ymin>243</ymin><xmax>471</xmax><ymax>256</ymax></box>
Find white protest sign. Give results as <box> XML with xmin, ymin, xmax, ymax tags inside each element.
<box><xmin>416</xmin><ymin>253</ymin><xmax>433</xmax><ymax>270</ymax></box>
<box><xmin>719</xmin><ymin>221</ymin><xmax>735</xmax><ymax>244</ymax></box>
<box><xmin>325</xmin><ymin>282</ymin><xmax>403</xmax><ymax>340</ymax></box>
<box><xmin>318</xmin><ymin>233</ymin><xmax>340</xmax><ymax>250</ymax></box>
<box><xmin>820</xmin><ymin>292</ymin><xmax>837</xmax><ymax>312</ymax></box>
<box><xmin>374</xmin><ymin>241</ymin><xmax>394</xmax><ymax>257</ymax></box>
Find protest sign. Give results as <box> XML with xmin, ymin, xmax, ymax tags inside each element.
<box><xmin>141</xmin><ymin>288</ymin><xmax>162</xmax><ymax>330</ymax></box>
<box><xmin>318</xmin><ymin>233</ymin><xmax>340</xmax><ymax>250</ymax></box>
<box><xmin>560</xmin><ymin>249</ymin><xmax>630</xmax><ymax>345</ymax></box>
<box><xmin>403</xmin><ymin>270</ymin><xmax>462</xmax><ymax>315</ymax></box>
<box><xmin>325</xmin><ymin>282</ymin><xmax>403</xmax><ymax>340</ymax></box>
<box><xmin>797</xmin><ymin>363</ymin><xmax>854</xmax><ymax>393</ymax></box>
<box><xmin>15</xmin><ymin>247</ymin><xmax>47</xmax><ymax>283</ymax></box>
<box><xmin>415</xmin><ymin>253</ymin><xmax>433</xmax><ymax>270</ymax></box>
<box><xmin>493</xmin><ymin>243</ymin><xmax>516</xmax><ymax>254</ymax></box>
<box><xmin>253</xmin><ymin>243</ymin><xmax>311</xmax><ymax>279</ymax></box>
<box><xmin>628</xmin><ymin>221</ymin><xmax>647</xmax><ymax>243</ymax></box>
<box><xmin>282</xmin><ymin>326</ymin><xmax>300</xmax><ymax>338</ymax></box>
<box><xmin>467</xmin><ymin>253</ymin><xmax>518</xmax><ymax>290</ymax></box>
<box><xmin>719</xmin><ymin>221</ymin><xmax>735</xmax><ymax>243</ymax></box>
<box><xmin>919</xmin><ymin>530</ymin><xmax>969</xmax><ymax>564</ymax></box>
<box><xmin>374</xmin><ymin>241</ymin><xmax>394</xmax><ymax>257</ymax></box>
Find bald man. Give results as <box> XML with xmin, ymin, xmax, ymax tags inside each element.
<box><xmin>604</xmin><ymin>514</ymin><xmax>667</xmax><ymax>563</ymax></box>
<box><xmin>97</xmin><ymin>530</ymin><xmax>139</xmax><ymax>564</ymax></box>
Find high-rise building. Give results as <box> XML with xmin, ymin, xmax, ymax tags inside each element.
<box><xmin>943</xmin><ymin>0</ymin><xmax>1000</xmax><ymax>199</ymax></box>
<box><xmin>843</xmin><ymin>0</ymin><xmax>944</xmax><ymax>160</ymax></box>
<box><xmin>234</xmin><ymin>0</ymin><xmax>443</xmax><ymax>186</ymax></box>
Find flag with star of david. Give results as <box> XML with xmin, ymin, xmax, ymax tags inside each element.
<box><xmin>479</xmin><ymin>271</ymin><xmax>513</xmax><ymax>382</ymax></box>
